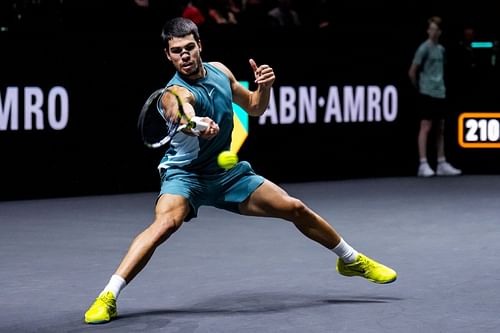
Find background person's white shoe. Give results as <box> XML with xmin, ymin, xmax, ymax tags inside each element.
<box><xmin>437</xmin><ymin>162</ymin><xmax>462</xmax><ymax>176</ymax></box>
<box><xmin>417</xmin><ymin>163</ymin><xmax>435</xmax><ymax>177</ymax></box>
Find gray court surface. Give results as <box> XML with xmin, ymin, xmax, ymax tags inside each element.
<box><xmin>1</xmin><ymin>175</ymin><xmax>499</xmax><ymax>333</ymax></box>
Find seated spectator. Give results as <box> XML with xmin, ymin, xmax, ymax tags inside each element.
<box><xmin>268</xmin><ymin>0</ymin><xmax>300</xmax><ymax>29</ymax></box>
<box><xmin>207</xmin><ymin>0</ymin><xmax>238</xmax><ymax>25</ymax></box>
<box><xmin>182</xmin><ymin>1</ymin><xmax>206</xmax><ymax>26</ymax></box>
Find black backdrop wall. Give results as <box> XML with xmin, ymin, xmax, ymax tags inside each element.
<box><xmin>1</xmin><ymin>1</ymin><xmax>499</xmax><ymax>200</ymax></box>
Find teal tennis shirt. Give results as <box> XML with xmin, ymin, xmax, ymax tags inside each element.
<box><xmin>159</xmin><ymin>62</ymin><xmax>235</xmax><ymax>174</ymax></box>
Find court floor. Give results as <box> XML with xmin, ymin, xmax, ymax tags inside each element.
<box><xmin>1</xmin><ymin>175</ymin><xmax>499</xmax><ymax>333</ymax></box>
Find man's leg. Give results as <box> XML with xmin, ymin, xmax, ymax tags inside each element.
<box><xmin>435</xmin><ymin>119</ymin><xmax>462</xmax><ymax>176</ymax></box>
<box><xmin>84</xmin><ymin>194</ymin><xmax>190</xmax><ymax>324</ymax></box>
<box><xmin>417</xmin><ymin>119</ymin><xmax>435</xmax><ymax>177</ymax></box>
<box><xmin>239</xmin><ymin>180</ymin><xmax>397</xmax><ymax>284</ymax></box>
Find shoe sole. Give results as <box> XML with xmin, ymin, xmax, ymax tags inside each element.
<box><xmin>337</xmin><ymin>269</ymin><xmax>398</xmax><ymax>284</ymax></box>
<box><xmin>85</xmin><ymin>313</ymin><xmax>116</xmax><ymax>325</ymax></box>
<box><xmin>368</xmin><ymin>276</ymin><xmax>397</xmax><ymax>284</ymax></box>
<box><xmin>340</xmin><ymin>273</ymin><xmax>397</xmax><ymax>284</ymax></box>
<box><xmin>86</xmin><ymin>320</ymin><xmax>110</xmax><ymax>325</ymax></box>
<box><xmin>85</xmin><ymin>317</ymin><xmax>116</xmax><ymax>325</ymax></box>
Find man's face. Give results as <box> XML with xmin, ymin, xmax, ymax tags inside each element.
<box><xmin>165</xmin><ymin>34</ymin><xmax>203</xmax><ymax>79</ymax></box>
<box><xmin>427</xmin><ymin>22</ymin><xmax>442</xmax><ymax>40</ymax></box>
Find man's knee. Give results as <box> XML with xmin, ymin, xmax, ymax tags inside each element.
<box><xmin>150</xmin><ymin>215</ymin><xmax>183</xmax><ymax>245</ymax></box>
<box><xmin>287</xmin><ymin>197</ymin><xmax>308</xmax><ymax>219</ymax></box>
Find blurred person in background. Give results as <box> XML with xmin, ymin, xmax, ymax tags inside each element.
<box><xmin>408</xmin><ymin>16</ymin><xmax>462</xmax><ymax>178</ymax></box>
<box><xmin>268</xmin><ymin>0</ymin><xmax>300</xmax><ymax>30</ymax></box>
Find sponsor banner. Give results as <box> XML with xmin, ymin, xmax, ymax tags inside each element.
<box><xmin>1</xmin><ymin>86</ymin><xmax>69</xmax><ymax>131</ymax></box>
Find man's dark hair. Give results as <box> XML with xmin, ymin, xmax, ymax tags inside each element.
<box><xmin>161</xmin><ymin>17</ymin><xmax>200</xmax><ymax>46</ymax></box>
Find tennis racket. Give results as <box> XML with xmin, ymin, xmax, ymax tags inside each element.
<box><xmin>137</xmin><ymin>87</ymin><xmax>209</xmax><ymax>149</ymax></box>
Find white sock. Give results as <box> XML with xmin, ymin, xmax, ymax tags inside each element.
<box><xmin>437</xmin><ymin>157</ymin><xmax>446</xmax><ymax>164</ymax></box>
<box><xmin>100</xmin><ymin>274</ymin><xmax>126</xmax><ymax>298</ymax></box>
<box><xmin>420</xmin><ymin>158</ymin><xmax>428</xmax><ymax>164</ymax></box>
<box><xmin>331</xmin><ymin>238</ymin><xmax>358</xmax><ymax>263</ymax></box>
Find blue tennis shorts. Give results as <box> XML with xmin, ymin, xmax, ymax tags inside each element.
<box><xmin>159</xmin><ymin>161</ymin><xmax>264</xmax><ymax>221</ymax></box>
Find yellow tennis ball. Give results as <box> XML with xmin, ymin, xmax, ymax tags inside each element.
<box><xmin>217</xmin><ymin>150</ymin><xmax>238</xmax><ymax>169</ymax></box>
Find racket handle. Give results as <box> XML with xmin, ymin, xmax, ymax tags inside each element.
<box><xmin>191</xmin><ymin>116</ymin><xmax>209</xmax><ymax>133</ymax></box>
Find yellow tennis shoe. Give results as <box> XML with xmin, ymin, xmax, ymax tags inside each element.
<box><xmin>84</xmin><ymin>291</ymin><xmax>117</xmax><ymax>324</ymax></box>
<box><xmin>336</xmin><ymin>253</ymin><xmax>397</xmax><ymax>284</ymax></box>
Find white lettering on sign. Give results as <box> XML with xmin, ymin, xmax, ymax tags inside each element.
<box><xmin>259</xmin><ymin>85</ymin><xmax>398</xmax><ymax>125</ymax></box>
<box><xmin>0</xmin><ymin>86</ymin><xmax>69</xmax><ymax>131</ymax></box>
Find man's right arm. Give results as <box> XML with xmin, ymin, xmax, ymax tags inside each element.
<box><xmin>408</xmin><ymin>63</ymin><xmax>419</xmax><ymax>88</ymax></box>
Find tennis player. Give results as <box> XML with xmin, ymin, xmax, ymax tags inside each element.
<box><xmin>84</xmin><ymin>17</ymin><xmax>397</xmax><ymax>324</ymax></box>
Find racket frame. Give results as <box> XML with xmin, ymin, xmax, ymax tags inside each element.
<box><xmin>138</xmin><ymin>87</ymin><xmax>208</xmax><ymax>149</ymax></box>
